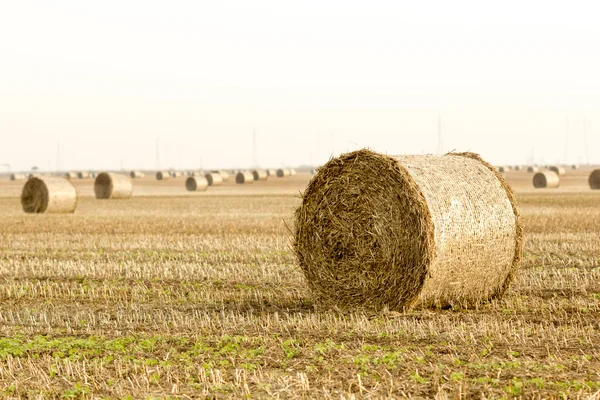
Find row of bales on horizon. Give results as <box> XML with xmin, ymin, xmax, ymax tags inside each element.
<box><xmin>495</xmin><ymin>164</ymin><xmax>600</xmax><ymax>189</ymax></box>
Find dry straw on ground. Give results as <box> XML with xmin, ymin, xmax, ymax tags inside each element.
<box><xmin>589</xmin><ymin>169</ymin><xmax>600</xmax><ymax>189</ymax></box>
<box><xmin>294</xmin><ymin>149</ymin><xmax>522</xmax><ymax>311</ymax></box>
<box><xmin>527</xmin><ymin>166</ymin><xmax>540</xmax><ymax>173</ymax></box>
<box><xmin>156</xmin><ymin>171</ymin><xmax>170</xmax><ymax>180</ymax></box>
<box><xmin>276</xmin><ymin>168</ymin><xmax>290</xmax><ymax>177</ymax></box>
<box><xmin>549</xmin><ymin>166</ymin><xmax>566</xmax><ymax>176</ymax></box>
<box><xmin>236</xmin><ymin>171</ymin><xmax>254</xmax><ymax>184</ymax></box>
<box><xmin>185</xmin><ymin>176</ymin><xmax>209</xmax><ymax>192</ymax></box>
<box><xmin>252</xmin><ymin>169</ymin><xmax>268</xmax><ymax>181</ymax></box>
<box><xmin>130</xmin><ymin>171</ymin><xmax>145</xmax><ymax>179</ymax></box>
<box><xmin>94</xmin><ymin>173</ymin><xmax>132</xmax><ymax>199</ymax></box>
<box><xmin>21</xmin><ymin>176</ymin><xmax>78</xmax><ymax>214</ymax></box>
<box><xmin>533</xmin><ymin>171</ymin><xmax>560</xmax><ymax>188</ymax></box>
<box><xmin>205</xmin><ymin>172</ymin><xmax>224</xmax><ymax>186</ymax></box>
<box><xmin>10</xmin><ymin>173</ymin><xmax>26</xmax><ymax>181</ymax></box>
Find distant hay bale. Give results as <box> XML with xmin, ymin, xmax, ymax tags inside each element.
<box><xmin>589</xmin><ymin>170</ymin><xmax>600</xmax><ymax>189</ymax></box>
<box><xmin>498</xmin><ymin>166</ymin><xmax>507</xmax><ymax>173</ymax></box>
<box><xmin>10</xmin><ymin>173</ymin><xmax>26</xmax><ymax>181</ymax></box>
<box><xmin>21</xmin><ymin>176</ymin><xmax>78</xmax><ymax>214</ymax></box>
<box><xmin>64</xmin><ymin>172</ymin><xmax>77</xmax><ymax>180</ymax></box>
<box><xmin>549</xmin><ymin>166</ymin><xmax>566</xmax><ymax>176</ymax></box>
<box><xmin>236</xmin><ymin>171</ymin><xmax>254</xmax><ymax>184</ymax></box>
<box><xmin>294</xmin><ymin>149</ymin><xmax>522</xmax><ymax>311</ymax></box>
<box><xmin>130</xmin><ymin>171</ymin><xmax>145</xmax><ymax>179</ymax></box>
<box><xmin>156</xmin><ymin>171</ymin><xmax>170</xmax><ymax>180</ymax></box>
<box><xmin>276</xmin><ymin>168</ymin><xmax>291</xmax><ymax>177</ymax></box>
<box><xmin>213</xmin><ymin>170</ymin><xmax>230</xmax><ymax>182</ymax></box>
<box><xmin>77</xmin><ymin>171</ymin><xmax>89</xmax><ymax>179</ymax></box>
<box><xmin>290</xmin><ymin>168</ymin><xmax>297</xmax><ymax>176</ymax></box>
<box><xmin>572</xmin><ymin>164</ymin><xmax>579</xmax><ymax>170</ymax></box>
<box><xmin>513</xmin><ymin>166</ymin><xmax>521</xmax><ymax>171</ymax></box>
<box><xmin>266</xmin><ymin>169</ymin><xmax>277</xmax><ymax>177</ymax></box>
<box><xmin>185</xmin><ymin>176</ymin><xmax>209</xmax><ymax>192</ymax></box>
<box><xmin>533</xmin><ymin>171</ymin><xmax>560</xmax><ymax>188</ymax></box>
<box><xmin>252</xmin><ymin>169</ymin><xmax>268</xmax><ymax>181</ymax></box>
<box><xmin>169</xmin><ymin>171</ymin><xmax>182</xmax><ymax>178</ymax></box>
<box><xmin>94</xmin><ymin>172</ymin><xmax>132</xmax><ymax>199</ymax></box>
<box><xmin>527</xmin><ymin>166</ymin><xmax>540</xmax><ymax>173</ymax></box>
<box><xmin>89</xmin><ymin>172</ymin><xmax>97</xmax><ymax>179</ymax></box>
<box><xmin>205</xmin><ymin>172</ymin><xmax>223</xmax><ymax>186</ymax></box>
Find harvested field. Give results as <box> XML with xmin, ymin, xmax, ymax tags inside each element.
<box><xmin>0</xmin><ymin>169</ymin><xmax>599</xmax><ymax>398</ymax></box>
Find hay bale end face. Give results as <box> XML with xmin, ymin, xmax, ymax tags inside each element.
<box><xmin>186</xmin><ymin>176</ymin><xmax>209</xmax><ymax>192</ymax></box>
<box><xmin>156</xmin><ymin>171</ymin><xmax>170</xmax><ymax>180</ymax></box>
<box><xmin>533</xmin><ymin>171</ymin><xmax>560</xmax><ymax>188</ymax></box>
<box><xmin>589</xmin><ymin>170</ymin><xmax>600</xmax><ymax>189</ymax></box>
<box><xmin>294</xmin><ymin>149</ymin><xmax>522</xmax><ymax>311</ymax></box>
<box><xmin>236</xmin><ymin>171</ymin><xmax>254</xmax><ymax>184</ymax></box>
<box><xmin>94</xmin><ymin>173</ymin><xmax>132</xmax><ymax>199</ymax></box>
<box><xmin>205</xmin><ymin>172</ymin><xmax>224</xmax><ymax>187</ymax></box>
<box><xmin>549</xmin><ymin>166</ymin><xmax>566</xmax><ymax>176</ymax></box>
<box><xmin>252</xmin><ymin>169</ymin><xmax>268</xmax><ymax>181</ymax></box>
<box><xmin>21</xmin><ymin>176</ymin><xmax>78</xmax><ymax>214</ymax></box>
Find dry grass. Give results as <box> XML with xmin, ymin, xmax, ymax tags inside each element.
<box><xmin>0</xmin><ymin>172</ymin><xmax>599</xmax><ymax>398</ymax></box>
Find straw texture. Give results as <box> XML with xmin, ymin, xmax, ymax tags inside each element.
<box><xmin>236</xmin><ymin>171</ymin><xmax>254</xmax><ymax>184</ymax></box>
<box><xmin>156</xmin><ymin>171</ymin><xmax>170</xmax><ymax>180</ymax></box>
<box><xmin>533</xmin><ymin>171</ymin><xmax>560</xmax><ymax>188</ymax></box>
<box><xmin>294</xmin><ymin>149</ymin><xmax>522</xmax><ymax>311</ymax></box>
<box><xmin>186</xmin><ymin>176</ymin><xmax>209</xmax><ymax>192</ymax></box>
<box><xmin>94</xmin><ymin>173</ymin><xmax>132</xmax><ymax>199</ymax></box>
<box><xmin>549</xmin><ymin>166</ymin><xmax>566</xmax><ymax>176</ymax></box>
<box><xmin>252</xmin><ymin>169</ymin><xmax>268</xmax><ymax>181</ymax></box>
<box><xmin>589</xmin><ymin>170</ymin><xmax>600</xmax><ymax>189</ymax></box>
<box><xmin>21</xmin><ymin>176</ymin><xmax>78</xmax><ymax>214</ymax></box>
<box><xmin>205</xmin><ymin>172</ymin><xmax>224</xmax><ymax>187</ymax></box>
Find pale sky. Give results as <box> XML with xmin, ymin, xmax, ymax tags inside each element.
<box><xmin>1</xmin><ymin>1</ymin><xmax>599</xmax><ymax>172</ymax></box>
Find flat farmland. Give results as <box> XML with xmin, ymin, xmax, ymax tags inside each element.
<box><xmin>0</xmin><ymin>171</ymin><xmax>599</xmax><ymax>399</ymax></box>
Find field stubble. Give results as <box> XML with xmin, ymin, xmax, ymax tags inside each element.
<box><xmin>0</xmin><ymin>173</ymin><xmax>599</xmax><ymax>398</ymax></box>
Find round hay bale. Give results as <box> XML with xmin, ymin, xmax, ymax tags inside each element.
<box><xmin>77</xmin><ymin>171</ymin><xmax>89</xmax><ymax>179</ymax></box>
<box><xmin>169</xmin><ymin>171</ymin><xmax>182</xmax><ymax>178</ymax></box>
<box><xmin>205</xmin><ymin>172</ymin><xmax>223</xmax><ymax>187</ymax></box>
<box><xmin>498</xmin><ymin>166</ymin><xmax>506</xmax><ymax>173</ymax></box>
<box><xmin>252</xmin><ymin>169</ymin><xmax>268</xmax><ymax>181</ymax></box>
<box><xmin>533</xmin><ymin>171</ymin><xmax>560</xmax><ymax>188</ymax></box>
<box><xmin>513</xmin><ymin>166</ymin><xmax>521</xmax><ymax>171</ymax></box>
<box><xmin>294</xmin><ymin>149</ymin><xmax>522</xmax><ymax>310</ymax></box>
<box><xmin>94</xmin><ymin>172</ymin><xmax>132</xmax><ymax>199</ymax></box>
<box><xmin>21</xmin><ymin>176</ymin><xmax>78</xmax><ymax>214</ymax></box>
<box><xmin>527</xmin><ymin>166</ymin><xmax>540</xmax><ymax>173</ymax></box>
<box><xmin>185</xmin><ymin>176</ymin><xmax>209</xmax><ymax>192</ymax></box>
<box><xmin>156</xmin><ymin>171</ymin><xmax>170</xmax><ymax>180</ymax></box>
<box><xmin>236</xmin><ymin>171</ymin><xmax>254</xmax><ymax>184</ymax></box>
<box><xmin>276</xmin><ymin>168</ymin><xmax>291</xmax><ymax>177</ymax></box>
<box><xmin>290</xmin><ymin>168</ymin><xmax>297</xmax><ymax>176</ymax></box>
<box><xmin>130</xmin><ymin>171</ymin><xmax>145</xmax><ymax>179</ymax></box>
<box><xmin>549</xmin><ymin>166</ymin><xmax>566</xmax><ymax>176</ymax></box>
<box><xmin>572</xmin><ymin>164</ymin><xmax>579</xmax><ymax>170</ymax></box>
<box><xmin>589</xmin><ymin>170</ymin><xmax>600</xmax><ymax>189</ymax></box>
<box><xmin>10</xmin><ymin>173</ymin><xmax>26</xmax><ymax>181</ymax></box>
<box><xmin>64</xmin><ymin>172</ymin><xmax>77</xmax><ymax>180</ymax></box>
<box><xmin>211</xmin><ymin>170</ymin><xmax>229</xmax><ymax>182</ymax></box>
<box><xmin>266</xmin><ymin>169</ymin><xmax>277</xmax><ymax>177</ymax></box>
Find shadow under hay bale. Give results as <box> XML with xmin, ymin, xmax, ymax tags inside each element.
<box><xmin>236</xmin><ymin>171</ymin><xmax>254</xmax><ymax>184</ymax></box>
<box><xmin>294</xmin><ymin>149</ymin><xmax>522</xmax><ymax>311</ymax></box>
<box><xmin>94</xmin><ymin>173</ymin><xmax>132</xmax><ymax>199</ymax></box>
<box><xmin>533</xmin><ymin>171</ymin><xmax>560</xmax><ymax>188</ymax></box>
<box><xmin>252</xmin><ymin>169</ymin><xmax>268</xmax><ymax>181</ymax></box>
<box><xmin>21</xmin><ymin>176</ymin><xmax>78</xmax><ymax>214</ymax></box>
<box><xmin>205</xmin><ymin>172</ymin><xmax>223</xmax><ymax>187</ymax></box>
<box><xmin>589</xmin><ymin>170</ymin><xmax>600</xmax><ymax>189</ymax></box>
<box><xmin>186</xmin><ymin>176</ymin><xmax>209</xmax><ymax>192</ymax></box>
<box><xmin>156</xmin><ymin>171</ymin><xmax>170</xmax><ymax>180</ymax></box>
<box><xmin>549</xmin><ymin>166</ymin><xmax>566</xmax><ymax>176</ymax></box>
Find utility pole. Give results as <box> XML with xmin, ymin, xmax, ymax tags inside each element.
<box><xmin>437</xmin><ymin>114</ymin><xmax>443</xmax><ymax>154</ymax></box>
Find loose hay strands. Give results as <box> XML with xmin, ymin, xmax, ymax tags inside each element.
<box><xmin>533</xmin><ymin>171</ymin><xmax>560</xmax><ymax>188</ymax></box>
<box><xmin>94</xmin><ymin>173</ymin><xmax>133</xmax><ymax>199</ymax></box>
<box><xmin>276</xmin><ymin>168</ymin><xmax>291</xmax><ymax>177</ymax></box>
<box><xmin>549</xmin><ymin>166</ymin><xmax>566</xmax><ymax>176</ymax></box>
<box><xmin>236</xmin><ymin>171</ymin><xmax>254</xmax><ymax>184</ymax></box>
<box><xmin>205</xmin><ymin>172</ymin><xmax>224</xmax><ymax>187</ymax></box>
<box><xmin>10</xmin><ymin>173</ymin><xmax>26</xmax><ymax>181</ymax></box>
<box><xmin>185</xmin><ymin>176</ymin><xmax>209</xmax><ymax>192</ymax></box>
<box><xmin>21</xmin><ymin>176</ymin><xmax>78</xmax><ymax>214</ymax></box>
<box><xmin>589</xmin><ymin>170</ymin><xmax>600</xmax><ymax>189</ymax></box>
<box><xmin>156</xmin><ymin>171</ymin><xmax>170</xmax><ymax>181</ymax></box>
<box><xmin>527</xmin><ymin>166</ymin><xmax>540</xmax><ymax>173</ymax></box>
<box><xmin>294</xmin><ymin>149</ymin><xmax>523</xmax><ymax>311</ymax></box>
<box><xmin>252</xmin><ymin>169</ymin><xmax>268</xmax><ymax>181</ymax></box>
<box><xmin>130</xmin><ymin>171</ymin><xmax>145</xmax><ymax>179</ymax></box>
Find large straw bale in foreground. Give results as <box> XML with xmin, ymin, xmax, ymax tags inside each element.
<box><xmin>294</xmin><ymin>149</ymin><xmax>522</xmax><ymax>310</ymax></box>
<box><xmin>94</xmin><ymin>173</ymin><xmax>132</xmax><ymax>199</ymax></box>
<box><xmin>549</xmin><ymin>166</ymin><xmax>566</xmax><ymax>176</ymax></box>
<box><xmin>252</xmin><ymin>169</ymin><xmax>268</xmax><ymax>181</ymax></box>
<box><xmin>205</xmin><ymin>172</ymin><xmax>223</xmax><ymax>186</ymax></box>
<box><xmin>186</xmin><ymin>176</ymin><xmax>209</xmax><ymax>192</ymax></box>
<box><xmin>589</xmin><ymin>170</ymin><xmax>600</xmax><ymax>189</ymax></box>
<box><xmin>156</xmin><ymin>171</ymin><xmax>170</xmax><ymax>180</ymax></box>
<box><xmin>236</xmin><ymin>171</ymin><xmax>254</xmax><ymax>184</ymax></box>
<box><xmin>533</xmin><ymin>171</ymin><xmax>560</xmax><ymax>188</ymax></box>
<box><xmin>21</xmin><ymin>176</ymin><xmax>78</xmax><ymax>214</ymax></box>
